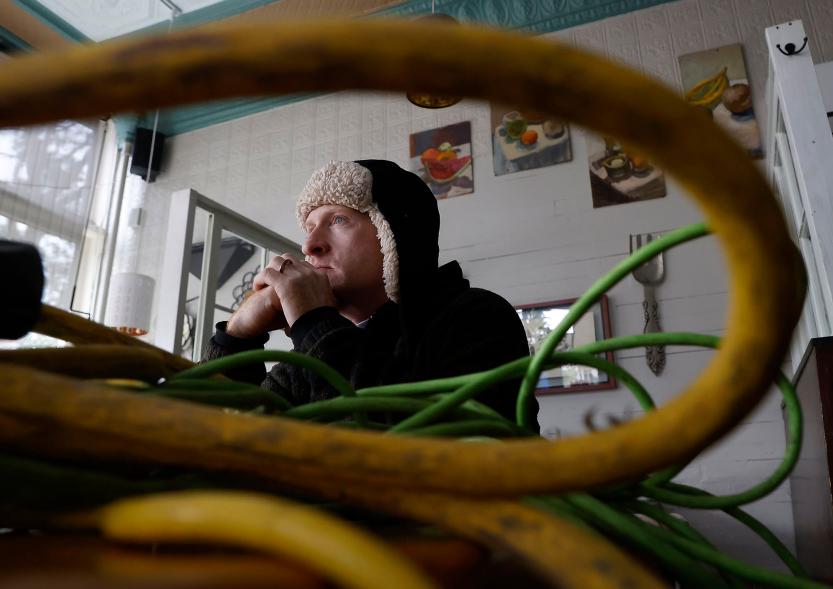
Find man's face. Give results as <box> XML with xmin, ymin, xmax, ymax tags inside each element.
<box><xmin>302</xmin><ymin>204</ymin><xmax>386</xmax><ymax>304</ymax></box>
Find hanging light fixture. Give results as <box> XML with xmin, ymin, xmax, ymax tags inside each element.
<box><xmin>103</xmin><ymin>1</ymin><xmax>179</xmax><ymax>337</ymax></box>
<box><xmin>105</xmin><ymin>272</ymin><xmax>155</xmax><ymax>336</ymax></box>
<box><xmin>406</xmin><ymin>5</ymin><xmax>463</xmax><ymax>109</ymax></box>
<box><xmin>103</xmin><ymin>162</ymin><xmax>157</xmax><ymax>336</ymax></box>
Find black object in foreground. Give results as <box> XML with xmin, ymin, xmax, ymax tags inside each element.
<box><xmin>0</xmin><ymin>240</ymin><xmax>43</xmax><ymax>340</ymax></box>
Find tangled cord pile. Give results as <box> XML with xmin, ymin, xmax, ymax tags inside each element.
<box><xmin>0</xmin><ymin>224</ymin><xmax>818</xmax><ymax>588</ymax></box>
<box><xmin>138</xmin><ymin>223</ymin><xmax>810</xmax><ymax>588</ymax></box>
<box><xmin>0</xmin><ymin>17</ymin><xmax>826</xmax><ymax>589</ymax></box>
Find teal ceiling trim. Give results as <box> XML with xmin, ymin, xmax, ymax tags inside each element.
<box><xmin>143</xmin><ymin>93</ymin><xmax>318</xmax><ymax>137</ymax></box>
<box><xmin>12</xmin><ymin>0</ymin><xmax>90</xmax><ymax>42</ymax></box>
<box><xmin>374</xmin><ymin>0</ymin><xmax>677</xmax><ymax>35</ymax></box>
<box><xmin>114</xmin><ymin>114</ymin><xmax>140</xmax><ymax>145</ymax></box>
<box><xmin>0</xmin><ymin>26</ymin><xmax>34</xmax><ymax>53</ymax></box>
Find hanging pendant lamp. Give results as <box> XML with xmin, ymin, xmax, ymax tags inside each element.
<box><xmin>406</xmin><ymin>12</ymin><xmax>463</xmax><ymax>109</ymax></box>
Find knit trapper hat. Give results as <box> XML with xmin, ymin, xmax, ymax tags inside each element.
<box><xmin>296</xmin><ymin>160</ymin><xmax>440</xmax><ymax>304</ymax></box>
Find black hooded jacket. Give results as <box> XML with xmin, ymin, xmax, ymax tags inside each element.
<box><xmin>205</xmin><ymin>160</ymin><xmax>537</xmax><ymax>430</ymax></box>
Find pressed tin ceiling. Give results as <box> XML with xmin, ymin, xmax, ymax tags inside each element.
<box><xmin>3</xmin><ymin>0</ymin><xmax>677</xmax><ymax>135</ymax></box>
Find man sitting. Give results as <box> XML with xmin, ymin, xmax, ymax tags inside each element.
<box><xmin>206</xmin><ymin>160</ymin><xmax>537</xmax><ymax>429</ymax></box>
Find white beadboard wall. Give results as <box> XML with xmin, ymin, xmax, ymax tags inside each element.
<box><xmin>119</xmin><ymin>0</ymin><xmax>833</xmax><ymax>571</ymax></box>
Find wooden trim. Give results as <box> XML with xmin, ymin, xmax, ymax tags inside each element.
<box><xmin>790</xmin><ymin>336</ymin><xmax>833</xmax><ymax>581</ymax></box>
<box><xmin>515</xmin><ymin>294</ymin><xmax>617</xmax><ymax>396</ymax></box>
<box><xmin>812</xmin><ymin>338</ymin><xmax>833</xmax><ymax>502</ymax></box>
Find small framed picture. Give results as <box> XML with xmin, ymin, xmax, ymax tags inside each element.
<box><xmin>409</xmin><ymin>121</ymin><xmax>474</xmax><ymax>200</ymax></box>
<box><xmin>515</xmin><ymin>295</ymin><xmax>616</xmax><ymax>395</ymax></box>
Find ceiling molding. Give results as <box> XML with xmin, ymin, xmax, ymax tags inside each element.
<box><xmin>141</xmin><ymin>93</ymin><xmax>318</xmax><ymax>136</ymax></box>
<box><xmin>0</xmin><ymin>0</ymin><xmax>73</xmax><ymax>51</ymax></box>
<box><xmin>0</xmin><ymin>25</ymin><xmax>33</xmax><ymax>52</ymax></box>
<box><xmin>12</xmin><ymin>0</ymin><xmax>90</xmax><ymax>42</ymax></box>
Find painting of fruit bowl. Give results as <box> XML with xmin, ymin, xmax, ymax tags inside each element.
<box><xmin>587</xmin><ymin>134</ymin><xmax>666</xmax><ymax>209</ymax></box>
<box><xmin>409</xmin><ymin>121</ymin><xmax>474</xmax><ymax>199</ymax></box>
<box><xmin>491</xmin><ymin>105</ymin><xmax>572</xmax><ymax>176</ymax></box>
<box><xmin>679</xmin><ymin>44</ymin><xmax>762</xmax><ymax>159</ymax></box>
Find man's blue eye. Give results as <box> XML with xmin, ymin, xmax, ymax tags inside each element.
<box><xmin>332</xmin><ymin>215</ymin><xmax>347</xmax><ymax>225</ymax></box>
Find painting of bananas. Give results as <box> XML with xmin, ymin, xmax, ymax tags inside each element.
<box><xmin>679</xmin><ymin>43</ymin><xmax>764</xmax><ymax>159</ymax></box>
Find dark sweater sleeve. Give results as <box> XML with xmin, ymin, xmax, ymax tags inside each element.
<box><xmin>205</xmin><ymin>308</ymin><xmax>369</xmax><ymax>407</ymax></box>
<box><xmin>262</xmin><ymin>306</ymin><xmax>369</xmax><ymax>406</ymax></box>
<box><xmin>418</xmin><ymin>289</ymin><xmax>538</xmax><ymax>431</ymax></box>
<box><xmin>203</xmin><ymin>321</ymin><xmax>270</xmax><ymax>385</ymax></box>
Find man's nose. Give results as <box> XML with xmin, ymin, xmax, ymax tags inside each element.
<box><xmin>302</xmin><ymin>231</ymin><xmax>329</xmax><ymax>257</ymax></box>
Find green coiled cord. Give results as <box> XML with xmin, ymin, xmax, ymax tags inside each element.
<box><xmin>113</xmin><ymin>220</ymin><xmax>824</xmax><ymax>588</ymax></box>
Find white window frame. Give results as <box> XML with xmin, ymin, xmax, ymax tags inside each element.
<box><xmin>156</xmin><ymin>188</ymin><xmax>301</xmax><ymax>360</ymax></box>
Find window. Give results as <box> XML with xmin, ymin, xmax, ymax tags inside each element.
<box><xmin>0</xmin><ymin>120</ymin><xmax>103</xmax><ymax>347</ymax></box>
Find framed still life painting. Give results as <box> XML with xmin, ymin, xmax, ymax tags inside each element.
<box><xmin>515</xmin><ymin>295</ymin><xmax>616</xmax><ymax>395</ymax></box>
<box><xmin>490</xmin><ymin>104</ymin><xmax>572</xmax><ymax>176</ymax></box>
<box><xmin>409</xmin><ymin>121</ymin><xmax>474</xmax><ymax>199</ymax></box>
<box><xmin>678</xmin><ymin>43</ymin><xmax>763</xmax><ymax>159</ymax></box>
<box><xmin>587</xmin><ymin>133</ymin><xmax>667</xmax><ymax>209</ymax></box>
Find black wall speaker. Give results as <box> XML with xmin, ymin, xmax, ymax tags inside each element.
<box><xmin>130</xmin><ymin>127</ymin><xmax>166</xmax><ymax>182</ymax></box>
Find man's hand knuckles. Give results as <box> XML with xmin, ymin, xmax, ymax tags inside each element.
<box><xmin>262</xmin><ymin>268</ymin><xmax>282</xmax><ymax>281</ymax></box>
